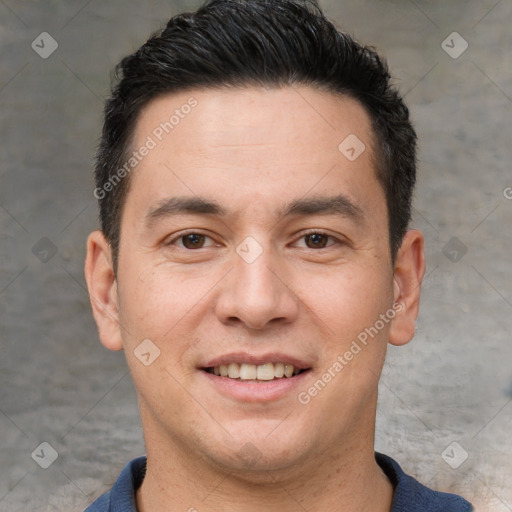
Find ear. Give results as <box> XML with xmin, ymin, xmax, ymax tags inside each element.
<box><xmin>84</xmin><ymin>230</ymin><xmax>123</xmax><ymax>351</ymax></box>
<box><xmin>388</xmin><ymin>229</ymin><xmax>425</xmax><ymax>347</ymax></box>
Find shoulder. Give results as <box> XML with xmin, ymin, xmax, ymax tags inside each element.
<box><xmin>84</xmin><ymin>491</ymin><xmax>110</xmax><ymax>512</ymax></box>
<box><xmin>84</xmin><ymin>456</ymin><xmax>147</xmax><ymax>512</ymax></box>
<box><xmin>376</xmin><ymin>453</ymin><xmax>473</xmax><ymax>512</ymax></box>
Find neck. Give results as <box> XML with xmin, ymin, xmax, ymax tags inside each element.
<box><xmin>136</xmin><ymin>419</ymin><xmax>393</xmax><ymax>512</ymax></box>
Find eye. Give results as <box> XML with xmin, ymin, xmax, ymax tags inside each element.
<box><xmin>169</xmin><ymin>232</ymin><xmax>216</xmax><ymax>250</ymax></box>
<box><xmin>301</xmin><ymin>231</ymin><xmax>339</xmax><ymax>249</ymax></box>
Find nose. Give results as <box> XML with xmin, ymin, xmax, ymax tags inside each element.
<box><xmin>214</xmin><ymin>243</ymin><xmax>300</xmax><ymax>330</ymax></box>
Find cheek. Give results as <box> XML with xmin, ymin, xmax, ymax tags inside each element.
<box><xmin>117</xmin><ymin>266</ymin><xmax>189</xmax><ymax>345</ymax></box>
<box><xmin>298</xmin><ymin>265</ymin><xmax>393</xmax><ymax>340</ymax></box>
<box><xmin>117</xmin><ymin>270</ymin><xmax>200</xmax><ymax>404</ymax></box>
<box><xmin>300</xmin><ymin>272</ymin><xmax>392</xmax><ymax>420</ymax></box>
<box><xmin>116</xmin><ymin>262</ymin><xmax>220</xmax><ymax>376</ymax></box>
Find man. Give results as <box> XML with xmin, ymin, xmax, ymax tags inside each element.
<box><xmin>84</xmin><ymin>0</ymin><xmax>473</xmax><ymax>510</ymax></box>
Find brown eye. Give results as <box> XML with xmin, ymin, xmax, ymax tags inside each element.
<box><xmin>181</xmin><ymin>233</ymin><xmax>206</xmax><ymax>249</ymax></box>
<box><xmin>304</xmin><ymin>233</ymin><xmax>330</xmax><ymax>249</ymax></box>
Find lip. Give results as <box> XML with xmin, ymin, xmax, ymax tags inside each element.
<box><xmin>198</xmin><ymin>352</ymin><xmax>313</xmax><ymax>403</ymax></box>
<box><xmin>201</xmin><ymin>352</ymin><xmax>312</xmax><ymax>370</ymax></box>
<box><xmin>199</xmin><ymin>368</ymin><xmax>312</xmax><ymax>403</ymax></box>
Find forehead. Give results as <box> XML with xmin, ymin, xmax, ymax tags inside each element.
<box><xmin>125</xmin><ymin>86</ymin><xmax>383</xmax><ymax>220</ymax></box>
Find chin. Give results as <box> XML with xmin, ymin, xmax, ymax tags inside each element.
<box><xmin>214</xmin><ymin>448</ymin><xmax>308</xmax><ymax>481</ymax></box>
<box><xmin>202</xmin><ymin>421</ymin><xmax>314</xmax><ymax>476</ymax></box>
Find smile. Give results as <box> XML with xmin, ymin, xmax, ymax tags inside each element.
<box><xmin>199</xmin><ymin>353</ymin><xmax>312</xmax><ymax>401</ymax></box>
<box><xmin>204</xmin><ymin>362</ymin><xmax>305</xmax><ymax>381</ymax></box>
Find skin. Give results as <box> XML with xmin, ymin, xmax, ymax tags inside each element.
<box><xmin>85</xmin><ymin>86</ymin><xmax>425</xmax><ymax>512</ymax></box>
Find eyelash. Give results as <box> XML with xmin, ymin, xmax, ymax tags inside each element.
<box><xmin>166</xmin><ymin>230</ymin><xmax>343</xmax><ymax>250</ymax></box>
<box><xmin>295</xmin><ymin>229</ymin><xmax>343</xmax><ymax>249</ymax></box>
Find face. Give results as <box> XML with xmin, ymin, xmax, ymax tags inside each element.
<box><xmin>86</xmin><ymin>86</ymin><xmax>424</xmax><ymax>476</ymax></box>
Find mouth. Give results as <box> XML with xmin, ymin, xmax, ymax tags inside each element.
<box><xmin>199</xmin><ymin>353</ymin><xmax>313</xmax><ymax>401</ymax></box>
<box><xmin>203</xmin><ymin>362</ymin><xmax>309</xmax><ymax>382</ymax></box>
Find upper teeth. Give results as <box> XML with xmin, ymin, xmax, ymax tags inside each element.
<box><xmin>211</xmin><ymin>363</ymin><xmax>300</xmax><ymax>380</ymax></box>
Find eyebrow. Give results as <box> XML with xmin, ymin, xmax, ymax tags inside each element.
<box><xmin>144</xmin><ymin>194</ymin><xmax>364</xmax><ymax>229</ymax></box>
<box><xmin>145</xmin><ymin>196</ymin><xmax>226</xmax><ymax>228</ymax></box>
<box><xmin>278</xmin><ymin>195</ymin><xmax>364</xmax><ymax>223</ymax></box>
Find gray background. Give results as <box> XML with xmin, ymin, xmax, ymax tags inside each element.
<box><xmin>1</xmin><ymin>0</ymin><xmax>511</xmax><ymax>510</ymax></box>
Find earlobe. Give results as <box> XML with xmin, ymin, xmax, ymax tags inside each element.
<box><xmin>388</xmin><ymin>230</ymin><xmax>425</xmax><ymax>347</ymax></box>
<box><xmin>84</xmin><ymin>231</ymin><xmax>124</xmax><ymax>351</ymax></box>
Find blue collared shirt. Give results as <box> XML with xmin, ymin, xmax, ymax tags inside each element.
<box><xmin>85</xmin><ymin>453</ymin><xmax>473</xmax><ymax>511</ymax></box>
